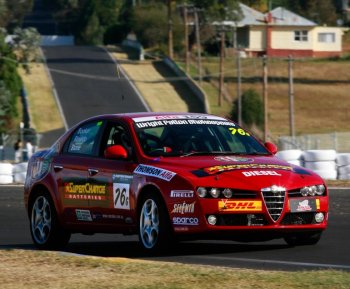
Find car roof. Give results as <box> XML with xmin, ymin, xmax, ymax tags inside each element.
<box><xmin>85</xmin><ymin>112</ymin><xmax>221</xmax><ymax>121</ymax></box>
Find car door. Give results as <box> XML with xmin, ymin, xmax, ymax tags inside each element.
<box><xmin>85</xmin><ymin>121</ymin><xmax>138</xmax><ymax>230</ymax></box>
<box><xmin>52</xmin><ymin>120</ymin><xmax>105</xmax><ymax>225</ymax></box>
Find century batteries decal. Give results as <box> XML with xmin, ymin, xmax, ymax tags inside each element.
<box><xmin>112</xmin><ymin>174</ymin><xmax>133</xmax><ymax>210</ymax></box>
<box><xmin>219</xmin><ymin>199</ymin><xmax>262</xmax><ymax>212</ymax></box>
<box><xmin>192</xmin><ymin>163</ymin><xmax>293</xmax><ymax>177</ymax></box>
<box><xmin>134</xmin><ymin>164</ymin><xmax>176</xmax><ymax>181</ymax></box>
<box><xmin>63</xmin><ymin>178</ymin><xmax>107</xmax><ymax>201</ymax></box>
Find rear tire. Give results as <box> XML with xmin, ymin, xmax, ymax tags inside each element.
<box><xmin>30</xmin><ymin>192</ymin><xmax>71</xmax><ymax>250</ymax></box>
<box><xmin>284</xmin><ymin>231</ymin><xmax>322</xmax><ymax>246</ymax></box>
<box><xmin>138</xmin><ymin>192</ymin><xmax>173</xmax><ymax>253</ymax></box>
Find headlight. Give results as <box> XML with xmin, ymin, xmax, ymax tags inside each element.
<box><xmin>222</xmin><ymin>188</ymin><xmax>233</xmax><ymax>198</ymax></box>
<box><xmin>197</xmin><ymin>187</ymin><xmax>207</xmax><ymax>198</ymax></box>
<box><xmin>210</xmin><ymin>188</ymin><xmax>220</xmax><ymax>198</ymax></box>
<box><xmin>300</xmin><ymin>185</ymin><xmax>325</xmax><ymax>196</ymax></box>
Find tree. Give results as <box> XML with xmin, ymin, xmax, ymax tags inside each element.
<box><xmin>230</xmin><ymin>89</ymin><xmax>264</xmax><ymax>130</ymax></box>
<box><xmin>286</xmin><ymin>0</ymin><xmax>337</xmax><ymax>26</ymax></box>
<box><xmin>240</xmin><ymin>0</ymin><xmax>268</xmax><ymax>12</ymax></box>
<box><xmin>11</xmin><ymin>27</ymin><xmax>41</xmax><ymax>74</ymax></box>
<box><xmin>0</xmin><ymin>30</ymin><xmax>22</xmax><ymax>131</ymax></box>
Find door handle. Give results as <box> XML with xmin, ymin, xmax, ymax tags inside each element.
<box><xmin>88</xmin><ymin>168</ymin><xmax>99</xmax><ymax>176</ymax></box>
<box><xmin>53</xmin><ymin>165</ymin><xmax>63</xmax><ymax>172</ymax></box>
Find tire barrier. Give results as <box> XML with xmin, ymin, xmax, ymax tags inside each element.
<box><xmin>277</xmin><ymin>150</ymin><xmax>340</xmax><ymax>180</ymax></box>
<box><xmin>12</xmin><ymin>162</ymin><xmax>28</xmax><ymax>184</ymax></box>
<box><xmin>336</xmin><ymin>153</ymin><xmax>350</xmax><ymax>180</ymax></box>
<box><xmin>0</xmin><ymin>163</ymin><xmax>14</xmax><ymax>184</ymax></box>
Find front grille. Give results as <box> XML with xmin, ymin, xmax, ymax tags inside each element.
<box><xmin>280</xmin><ymin>213</ymin><xmax>315</xmax><ymax>225</ymax></box>
<box><xmin>216</xmin><ymin>214</ymin><xmax>267</xmax><ymax>226</ymax></box>
<box><xmin>262</xmin><ymin>186</ymin><xmax>286</xmax><ymax>222</ymax></box>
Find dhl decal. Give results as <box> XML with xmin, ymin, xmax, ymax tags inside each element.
<box><xmin>219</xmin><ymin>200</ymin><xmax>262</xmax><ymax>212</ymax></box>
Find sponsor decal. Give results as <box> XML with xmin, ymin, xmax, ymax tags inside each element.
<box><xmin>242</xmin><ymin>170</ymin><xmax>281</xmax><ymax>177</ymax></box>
<box><xmin>219</xmin><ymin>200</ymin><xmax>262</xmax><ymax>212</ymax></box>
<box><xmin>112</xmin><ymin>174</ymin><xmax>133</xmax><ymax>210</ymax></box>
<box><xmin>192</xmin><ymin>163</ymin><xmax>293</xmax><ymax>177</ymax></box>
<box><xmin>133</xmin><ymin>115</ymin><xmax>227</xmax><ymax>122</ymax></box>
<box><xmin>174</xmin><ymin>227</ymin><xmax>189</xmax><ymax>232</ymax></box>
<box><xmin>133</xmin><ymin>115</ymin><xmax>232</xmax><ymax>129</ymax></box>
<box><xmin>75</xmin><ymin>209</ymin><xmax>92</xmax><ymax>222</ymax></box>
<box><xmin>92</xmin><ymin>213</ymin><xmax>124</xmax><ymax>221</ymax></box>
<box><xmin>172</xmin><ymin>201</ymin><xmax>196</xmax><ymax>214</ymax></box>
<box><xmin>214</xmin><ymin>156</ymin><xmax>253</xmax><ymax>162</ymax></box>
<box><xmin>134</xmin><ymin>164</ymin><xmax>176</xmax><ymax>181</ymax></box>
<box><xmin>170</xmin><ymin>190</ymin><xmax>194</xmax><ymax>198</ymax></box>
<box><xmin>64</xmin><ymin>181</ymin><xmax>107</xmax><ymax>201</ymax></box>
<box><xmin>173</xmin><ymin>217</ymin><xmax>199</xmax><ymax>226</ymax></box>
<box><xmin>290</xmin><ymin>199</ymin><xmax>317</xmax><ymax>213</ymax></box>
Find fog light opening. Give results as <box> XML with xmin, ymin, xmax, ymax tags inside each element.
<box><xmin>207</xmin><ymin>215</ymin><xmax>217</xmax><ymax>225</ymax></box>
<box><xmin>315</xmin><ymin>212</ymin><xmax>324</xmax><ymax>223</ymax></box>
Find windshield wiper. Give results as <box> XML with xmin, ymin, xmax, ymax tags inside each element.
<box><xmin>181</xmin><ymin>151</ymin><xmax>232</xmax><ymax>157</ymax></box>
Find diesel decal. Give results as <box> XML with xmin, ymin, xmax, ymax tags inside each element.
<box><xmin>219</xmin><ymin>200</ymin><xmax>262</xmax><ymax>212</ymax></box>
<box><xmin>242</xmin><ymin>170</ymin><xmax>281</xmax><ymax>177</ymax></box>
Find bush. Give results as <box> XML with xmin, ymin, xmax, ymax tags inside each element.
<box><xmin>230</xmin><ymin>89</ymin><xmax>264</xmax><ymax>129</ymax></box>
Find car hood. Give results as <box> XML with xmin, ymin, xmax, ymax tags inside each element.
<box><xmin>145</xmin><ymin>155</ymin><xmax>323</xmax><ymax>190</ymax></box>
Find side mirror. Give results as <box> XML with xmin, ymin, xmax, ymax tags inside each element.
<box><xmin>104</xmin><ymin>145</ymin><xmax>128</xmax><ymax>159</ymax></box>
<box><xmin>265</xmin><ymin>142</ymin><xmax>278</xmax><ymax>155</ymax></box>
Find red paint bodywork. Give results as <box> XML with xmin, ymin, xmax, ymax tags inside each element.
<box><xmin>24</xmin><ymin>113</ymin><xmax>328</xmax><ymax>242</ymax></box>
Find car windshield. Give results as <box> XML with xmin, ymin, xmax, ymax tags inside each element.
<box><xmin>133</xmin><ymin>116</ymin><xmax>269</xmax><ymax>157</ymax></box>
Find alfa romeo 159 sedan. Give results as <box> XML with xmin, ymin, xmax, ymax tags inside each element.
<box><xmin>24</xmin><ymin>113</ymin><xmax>328</xmax><ymax>252</ymax></box>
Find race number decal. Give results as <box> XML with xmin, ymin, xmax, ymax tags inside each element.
<box><xmin>112</xmin><ymin>174</ymin><xmax>133</xmax><ymax>210</ymax></box>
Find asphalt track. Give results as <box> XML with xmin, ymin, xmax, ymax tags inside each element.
<box><xmin>0</xmin><ymin>185</ymin><xmax>349</xmax><ymax>271</ymax></box>
<box><xmin>42</xmin><ymin>46</ymin><xmax>148</xmax><ymax>129</ymax></box>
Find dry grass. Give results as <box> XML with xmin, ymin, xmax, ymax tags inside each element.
<box><xmin>18</xmin><ymin>63</ymin><xmax>64</xmax><ymax>133</ymax></box>
<box><xmin>111</xmin><ymin>52</ymin><xmax>190</xmax><ymax>112</ymax></box>
<box><xmin>0</xmin><ymin>250</ymin><xmax>349</xmax><ymax>289</ymax></box>
<box><xmin>186</xmin><ymin>56</ymin><xmax>350</xmax><ymax>140</ymax></box>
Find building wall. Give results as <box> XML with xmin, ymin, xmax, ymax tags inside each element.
<box><xmin>248</xmin><ymin>26</ymin><xmax>265</xmax><ymax>51</ymax></box>
<box><xmin>270</xmin><ymin>26</ymin><xmax>314</xmax><ymax>50</ymax></box>
<box><xmin>312</xmin><ymin>27</ymin><xmax>343</xmax><ymax>52</ymax></box>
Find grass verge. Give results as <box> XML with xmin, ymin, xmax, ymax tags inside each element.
<box><xmin>18</xmin><ymin>63</ymin><xmax>64</xmax><ymax>133</ymax></box>
<box><xmin>0</xmin><ymin>249</ymin><xmax>349</xmax><ymax>289</ymax></box>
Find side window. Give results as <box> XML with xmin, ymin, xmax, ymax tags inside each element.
<box><xmin>100</xmin><ymin>123</ymin><xmax>133</xmax><ymax>158</ymax></box>
<box><xmin>67</xmin><ymin>121</ymin><xmax>103</xmax><ymax>155</ymax></box>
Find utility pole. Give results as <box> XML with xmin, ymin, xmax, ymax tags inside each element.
<box><xmin>263</xmin><ymin>55</ymin><xmax>268</xmax><ymax>142</ymax></box>
<box><xmin>184</xmin><ymin>5</ymin><xmax>190</xmax><ymax>73</ymax></box>
<box><xmin>218</xmin><ymin>30</ymin><xmax>225</xmax><ymax>106</ymax></box>
<box><xmin>237</xmin><ymin>48</ymin><xmax>242</xmax><ymax>126</ymax></box>
<box><xmin>288</xmin><ymin>55</ymin><xmax>295</xmax><ymax>138</ymax></box>
<box><xmin>168</xmin><ymin>0</ymin><xmax>174</xmax><ymax>59</ymax></box>
<box><xmin>194</xmin><ymin>9</ymin><xmax>202</xmax><ymax>86</ymax></box>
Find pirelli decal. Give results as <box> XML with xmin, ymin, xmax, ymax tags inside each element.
<box><xmin>219</xmin><ymin>200</ymin><xmax>262</xmax><ymax>212</ymax></box>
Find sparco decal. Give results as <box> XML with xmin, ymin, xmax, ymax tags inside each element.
<box><xmin>170</xmin><ymin>190</ymin><xmax>194</xmax><ymax>198</ymax></box>
<box><xmin>134</xmin><ymin>164</ymin><xmax>176</xmax><ymax>181</ymax></box>
<box><xmin>219</xmin><ymin>200</ymin><xmax>262</xmax><ymax>211</ymax></box>
<box><xmin>172</xmin><ymin>217</ymin><xmax>199</xmax><ymax>225</ymax></box>
<box><xmin>172</xmin><ymin>201</ymin><xmax>196</xmax><ymax>214</ymax></box>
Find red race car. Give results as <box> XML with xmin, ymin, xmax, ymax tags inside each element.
<box><xmin>24</xmin><ymin>113</ymin><xmax>328</xmax><ymax>252</ymax></box>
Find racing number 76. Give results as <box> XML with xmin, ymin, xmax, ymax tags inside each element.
<box><xmin>229</xmin><ymin>127</ymin><xmax>250</xmax><ymax>136</ymax></box>
<box><xmin>114</xmin><ymin>188</ymin><xmax>129</xmax><ymax>207</ymax></box>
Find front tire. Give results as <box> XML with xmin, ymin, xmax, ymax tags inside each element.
<box><xmin>138</xmin><ymin>193</ymin><xmax>173</xmax><ymax>253</ymax></box>
<box><xmin>284</xmin><ymin>231</ymin><xmax>322</xmax><ymax>246</ymax></box>
<box><xmin>30</xmin><ymin>192</ymin><xmax>71</xmax><ymax>250</ymax></box>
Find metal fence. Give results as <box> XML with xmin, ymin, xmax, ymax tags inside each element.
<box><xmin>278</xmin><ymin>132</ymin><xmax>350</xmax><ymax>153</ymax></box>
